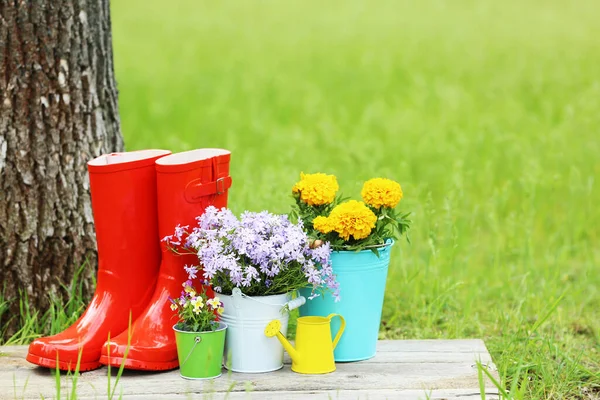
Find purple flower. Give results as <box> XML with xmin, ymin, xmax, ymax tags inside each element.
<box><xmin>166</xmin><ymin>207</ymin><xmax>338</xmax><ymax>299</ymax></box>
<box><xmin>174</xmin><ymin>224</ymin><xmax>189</xmax><ymax>241</ymax></box>
<box><xmin>309</xmin><ymin>242</ymin><xmax>332</xmax><ymax>265</ymax></box>
<box><xmin>184</xmin><ymin>265</ymin><xmax>198</xmax><ymax>279</ymax></box>
<box><xmin>305</xmin><ymin>264</ymin><xmax>322</xmax><ymax>285</ymax></box>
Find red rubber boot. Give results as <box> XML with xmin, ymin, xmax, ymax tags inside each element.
<box><xmin>99</xmin><ymin>149</ymin><xmax>232</xmax><ymax>370</ymax></box>
<box><xmin>26</xmin><ymin>149</ymin><xmax>171</xmax><ymax>371</ymax></box>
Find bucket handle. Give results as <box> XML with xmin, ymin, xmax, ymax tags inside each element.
<box><xmin>182</xmin><ymin>336</ymin><xmax>202</xmax><ymax>367</ymax></box>
<box><xmin>284</xmin><ymin>296</ymin><xmax>306</xmax><ymax>311</ymax></box>
<box><xmin>326</xmin><ymin>314</ymin><xmax>346</xmax><ymax>349</ymax></box>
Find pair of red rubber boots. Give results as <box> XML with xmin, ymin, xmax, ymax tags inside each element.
<box><xmin>26</xmin><ymin>148</ymin><xmax>232</xmax><ymax>371</ymax></box>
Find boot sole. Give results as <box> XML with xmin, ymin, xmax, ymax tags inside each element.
<box><xmin>26</xmin><ymin>352</ymin><xmax>102</xmax><ymax>372</ymax></box>
<box><xmin>98</xmin><ymin>355</ymin><xmax>179</xmax><ymax>371</ymax></box>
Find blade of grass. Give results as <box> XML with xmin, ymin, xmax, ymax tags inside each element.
<box><xmin>69</xmin><ymin>344</ymin><xmax>84</xmax><ymax>400</ymax></box>
<box><xmin>14</xmin><ymin>372</ymin><xmax>30</xmax><ymax>400</ymax></box>
<box><xmin>477</xmin><ymin>359</ymin><xmax>486</xmax><ymax>400</ymax></box>
<box><xmin>55</xmin><ymin>353</ymin><xmax>61</xmax><ymax>400</ymax></box>
<box><xmin>477</xmin><ymin>360</ymin><xmax>510</xmax><ymax>399</ymax></box>
<box><xmin>529</xmin><ymin>291</ymin><xmax>567</xmax><ymax>336</ymax></box>
<box><xmin>109</xmin><ymin>311</ymin><xmax>132</xmax><ymax>400</ymax></box>
<box><xmin>510</xmin><ymin>362</ymin><xmax>525</xmax><ymax>400</ymax></box>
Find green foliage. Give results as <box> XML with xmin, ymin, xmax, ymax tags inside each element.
<box><xmin>212</xmin><ymin>266</ymin><xmax>309</xmax><ymax>298</ymax></box>
<box><xmin>1</xmin><ymin>263</ymin><xmax>88</xmax><ymax>345</ymax></box>
<box><xmin>371</xmin><ymin>207</ymin><xmax>411</xmax><ymax>246</ymax></box>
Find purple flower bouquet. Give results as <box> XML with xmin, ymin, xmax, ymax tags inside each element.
<box><xmin>165</xmin><ymin>206</ymin><xmax>339</xmax><ymax>300</ymax></box>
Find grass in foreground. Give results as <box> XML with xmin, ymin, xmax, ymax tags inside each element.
<box><xmin>1</xmin><ymin>264</ymin><xmax>89</xmax><ymax>346</ymax></box>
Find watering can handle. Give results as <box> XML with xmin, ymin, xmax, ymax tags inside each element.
<box><xmin>327</xmin><ymin>314</ymin><xmax>346</xmax><ymax>350</ymax></box>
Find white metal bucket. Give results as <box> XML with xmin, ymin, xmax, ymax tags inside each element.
<box><xmin>220</xmin><ymin>289</ymin><xmax>305</xmax><ymax>373</ymax></box>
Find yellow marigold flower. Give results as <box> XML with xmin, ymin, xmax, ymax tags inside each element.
<box><xmin>328</xmin><ymin>200</ymin><xmax>377</xmax><ymax>241</ymax></box>
<box><xmin>361</xmin><ymin>178</ymin><xmax>403</xmax><ymax>209</ymax></box>
<box><xmin>292</xmin><ymin>172</ymin><xmax>339</xmax><ymax>206</ymax></box>
<box><xmin>313</xmin><ymin>216</ymin><xmax>334</xmax><ymax>234</ymax></box>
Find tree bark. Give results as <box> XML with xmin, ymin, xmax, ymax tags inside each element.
<box><xmin>0</xmin><ymin>0</ymin><xmax>123</xmax><ymax>338</ymax></box>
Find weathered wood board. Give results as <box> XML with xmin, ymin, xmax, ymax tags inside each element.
<box><xmin>0</xmin><ymin>340</ymin><xmax>499</xmax><ymax>399</ymax></box>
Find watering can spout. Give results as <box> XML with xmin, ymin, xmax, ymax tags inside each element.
<box><xmin>264</xmin><ymin>320</ymin><xmax>301</xmax><ymax>364</ymax></box>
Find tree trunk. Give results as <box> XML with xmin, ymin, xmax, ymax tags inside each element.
<box><xmin>0</xmin><ymin>0</ymin><xmax>123</xmax><ymax>338</ymax></box>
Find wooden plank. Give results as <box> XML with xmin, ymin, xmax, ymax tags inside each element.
<box><xmin>81</xmin><ymin>389</ymin><xmax>501</xmax><ymax>400</ymax></box>
<box><xmin>0</xmin><ymin>340</ymin><xmax>495</xmax><ymax>367</ymax></box>
<box><xmin>373</xmin><ymin>340</ymin><xmax>491</xmax><ymax>353</ymax></box>
<box><xmin>0</xmin><ymin>340</ymin><xmax>499</xmax><ymax>400</ymax></box>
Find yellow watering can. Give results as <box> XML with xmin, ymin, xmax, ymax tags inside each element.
<box><xmin>264</xmin><ymin>314</ymin><xmax>345</xmax><ymax>374</ymax></box>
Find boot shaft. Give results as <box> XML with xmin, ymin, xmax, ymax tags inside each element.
<box><xmin>154</xmin><ymin>149</ymin><xmax>232</xmax><ymax>279</ymax></box>
<box><xmin>87</xmin><ymin>150</ymin><xmax>171</xmax><ymax>290</ymax></box>
<box><xmin>155</xmin><ymin>149</ymin><xmax>231</xmax><ymax>238</ymax></box>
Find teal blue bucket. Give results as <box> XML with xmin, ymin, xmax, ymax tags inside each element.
<box><xmin>299</xmin><ymin>241</ymin><xmax>393</xmax><ymax>362</ymax></box>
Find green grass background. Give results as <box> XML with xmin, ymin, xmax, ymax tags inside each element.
<box><xmin>112</xmin><ymin>0</ymin><xmax>599</xmax><ymax>397</ymax></box>
<box><xmin>20</xmin><ymin>0</ymin><xmax>600</xmax><ymax>398</ymax></box>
